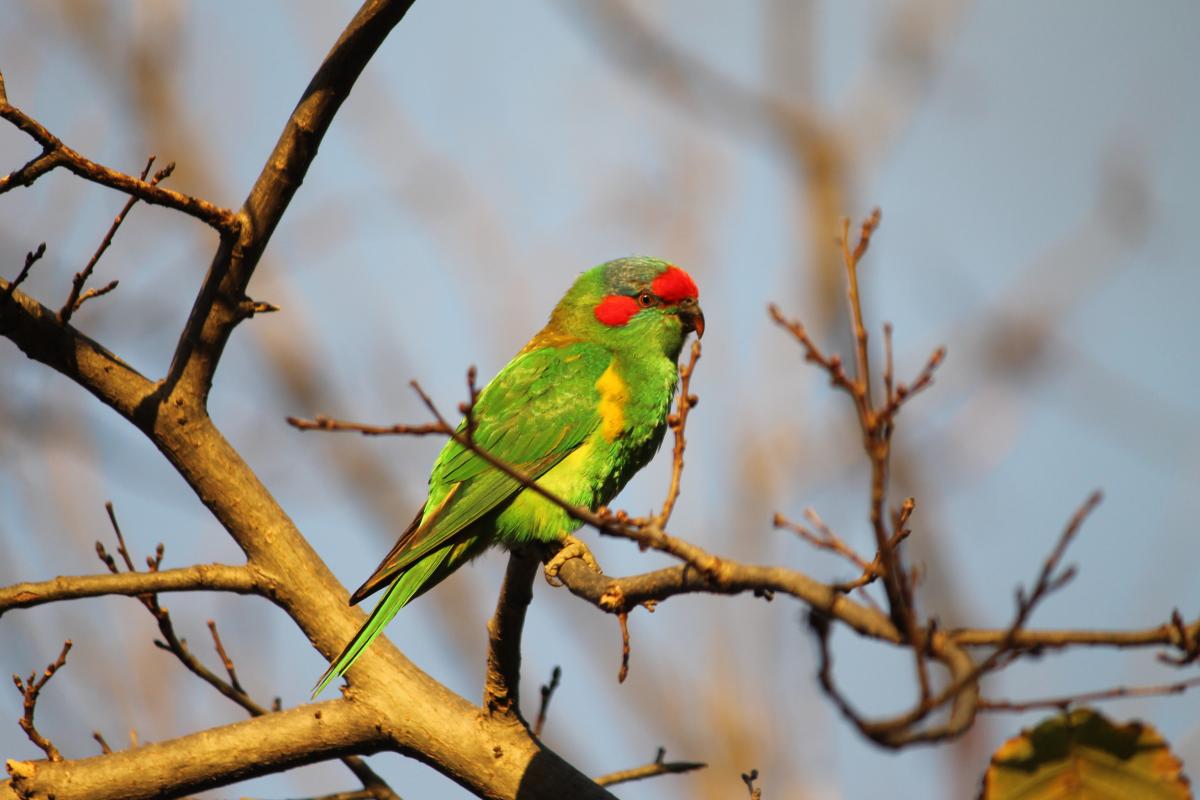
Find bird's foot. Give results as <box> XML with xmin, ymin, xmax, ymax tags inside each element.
<box><xmin>544</xmin><ymin>535</ymin><xmax>601</xmax><ymax>587</ymax></box>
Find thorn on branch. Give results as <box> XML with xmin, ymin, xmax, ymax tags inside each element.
<box><xmin>12</xmin><ymin>640</ymin><xmax>72</xmax><ymax>761</ymax></box>
<box><xmin>239</xmin><ymin>296</ymin><xmax>281</xmax><ymax>317</ymax></box>
<box><xmin>92</xmin><ymin>730</ymin><xmax>112</xmax><ymax>754</ymax></box>
<box><xmin>533</xmin><ymin>665</ymin><xmax>561</xmax><ymax>738</ymax></box>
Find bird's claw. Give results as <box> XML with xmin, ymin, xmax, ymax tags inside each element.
<box><xmin>544</xmin><ymin>534</ymin><xmax>601</xmax><ymax>586</ymax></box>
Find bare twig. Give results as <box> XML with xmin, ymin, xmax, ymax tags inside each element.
<box><xmin>59</xmin><ymin>158</ymin><xmax>175</xmax><ymax>323</ymax></box>
<box><xmin>12</xmin><ymin>640</ymin><xmax>72</xmax><ymax>761</ymax></box>
<box><xmin>208</xmin><ymin>620</ymin><xmax>246</xmax><ymax>694</ymax></box>
<box><xmin>64</xmin><ymin>279</ymin><xmax>120</xmax><ymax>316</ymax></box>
<box><xmin>741</xmin><ymin>768</ymin><xmax>762</xmax><ymax>800</ymax></box>
<box><xmin>980</xmin><ymin>674</ymin><xmax>1200</xmax><ymax>712</ymax></box>
<box><xmin>840</xmin><ymin>210</ymin><xmax>880</xmax><ymax>409</ymax></box>
<box><xmin>594</xmin><ymin>747</ymin><xmax>706</xmax><ymax>787</ymax></box>
<box><xmin>533</xmin><ymin>666</ymin><xmax>561</xmax><ymax>738</ymax></box>
<box><xmin>103</xmin><ymin>500</ymin><xmax>136</xmax><ymax>571</ymax></box>
<box><xmin>5</xmin><ymin>242</ymin><xmax>46</xmax><ymax>297</ymax></box>
<box><xmin>0</xmin><ymin>76</ymin><xmax>237</xmax><ymax>231</ymax></box>
<box><xmin>956</xmin><ymin>491</ymin><xmax>1103</xmax><ymax>686</ymax></box>
<box><xmin>656</xmin><ymin>340</ymin><xmax>701</xmax><ymax>527</ymax></box>
<box><xmin>287</xmin><ymin>415</ymin><xmax>448</xmax><ymax>437</ymax></box>
<box><xmin>768</xmin><ymin>304</ymin><xmax>856</xmax><ymax>395</ymax></box>
<box><xmin>616</xmin><ymin>611</ymin><xmax>631</xmax><ymax>683</ymax></box>
<box><xmin>830</xmin><ymin>491</ymin><xmax>1103</xmax><ymax>745</ymax></box>
<box><xmin>0</xmin><ymin>563</ymin><xmax>257</xmax><ymax>616</ymax></box>
<box><xmin>96</xmin><ymin>503</ymin><xmax>402</xmax><ymax>800</ymax></box>
<box><xmin>882</xmin><ymin>322</ymin><xmax>895</xmax><ymax>406</ymax></box>
<box><xmin>774</xmin><ymin>508</ymin><xmax>876</xmax><ymax>579</ymax></box>
<box><xmin>877</xmin><ymin>345</ymin><xmax>947</xmax><ymax>423</ymax></box>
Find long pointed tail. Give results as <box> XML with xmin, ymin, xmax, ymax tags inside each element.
<box><xmin>312</xmin><ymin>549</ymin><xmax>449</xmax><ymax>697</ymax></box>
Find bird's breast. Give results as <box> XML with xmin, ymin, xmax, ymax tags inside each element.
<box><xmin>594</xmin><ymin>363</ymin><xmax>630</xmax><ymax>443</ymax></box>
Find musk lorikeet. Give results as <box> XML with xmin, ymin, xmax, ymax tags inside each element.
<box><xmin>314</xmin><ymin>256</ymin><xmax>704</xmax><ymax>695</ymax></box>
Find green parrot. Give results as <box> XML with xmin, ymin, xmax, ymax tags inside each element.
<box><xmin>314</xmin><ymin>257</ymin><xmax>704</xmax><ymax>695</ymax></box>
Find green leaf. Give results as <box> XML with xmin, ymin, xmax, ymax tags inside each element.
<box><xmin>980</xmin><ymin>708</ymin><xmax>1191</xmax><ymax>799</ymax></box>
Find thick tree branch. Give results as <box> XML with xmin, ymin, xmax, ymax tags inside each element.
<box><xmin>2</xmin><ymin>699</ymin><xmax>384</xmax><ymax>800</ymax></box>
<box><xmin>0</xmin><ymin>281</ymin><xmax>157</xmax><ymax>419</ymax></box>
<box><xmin>163</xmin><ymin>0</ymin><xmax>418</xmax><ymax>404</ymax></box>
<box><xmin>484</xmin><ymin>551</ymin><xmax>540</xmax><ymax>719</ymax></box>
<box><xmin>0</xmin><ymin>563</ymin><xmax>256</xmax><ymax>616</ymax></box>
<box><xmin>0</xmin><ymin>3</ymin><xmax>617</xmax><ymax>794</ymax></box>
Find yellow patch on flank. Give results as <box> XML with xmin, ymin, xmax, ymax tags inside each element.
<box><xmin>595</xmin><ymin>363</ymin><xmax>629</xmax><ymax>442</ymax></box>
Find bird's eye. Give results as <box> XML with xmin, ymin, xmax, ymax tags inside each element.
<box><xmin>637</xmin><ymin>292</ymin><xmax>655</xmax><ymax>308</ymax></box>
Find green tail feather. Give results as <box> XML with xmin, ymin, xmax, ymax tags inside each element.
<box><xmin>312</xmin><ymin>548</ymin><xmax>449</xmax><ymax>697</ymax></box>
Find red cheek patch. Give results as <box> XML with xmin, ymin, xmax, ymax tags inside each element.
<box><xmin>594</xmin><ymin>294</ymin><xmax>640</xmax><ymax>327</ymax></box>
<box><xmin>651</xmin><ymin>265</ymin><xmax>699</xmax><ymax>304</ymax></box>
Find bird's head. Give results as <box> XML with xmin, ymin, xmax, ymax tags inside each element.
<box><xmin>548</xmin><ymin>257</ymin><xmax>704</xmax><ymax>359</ymax></box>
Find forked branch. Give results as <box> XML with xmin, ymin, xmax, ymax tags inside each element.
<box><xmin>11</xmin><ymin>640</ymin><xmax>72</xmax><ymax>762</ymax></box>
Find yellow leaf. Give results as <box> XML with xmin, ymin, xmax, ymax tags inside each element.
<box><xmin>980</xmin><ymin>708</ymin><xmax>1191</xmax><ymax>800</ymax></box>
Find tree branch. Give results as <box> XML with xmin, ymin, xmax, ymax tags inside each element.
<box><xmin>551</xmin><ymin>552</ymin><xmax>900</xmax><ymax>643</ymax></box>
<box><xmin>11</xmin><ymin>640</ymin><xmax>72</xmax><ymax>762</ymax></box>
<box><xmin>0</xmin><ymin>280</ymin><xmax>157</xmax><ymax>419</ymax></box>
<box><xmin>0</xmin><ymin>564</ymin><xmax>257</xmax><ymax>616</ymax></box>
<box><xmin>58</xmin><ymin>157</ymin><xmax>175</xmax><ymax>323</ymax></box>
<box><xmin>162</xmin><ymin>0</ymin><xmax>418</xmax><ymax>404</ymax></box>
<box><xmin>0</xmin><ymin>75</ymin><xmax>237</xmax><ymax>232</ymax></box>
<box><xmin>1</xmin><ymin>3</ymin><xmax>618</xmax><ymax>795</ymax></box>
<box><xmin>594</xmin><ymin>747</ymin><xmax>705</xmax><ymax>787</ymax></box>
<box><xmin>2</xmin><ymin>699</ymin><xmax>384</xmax><ymax>800</ymax></box>
<box><xmin>483</xmin><ymin>551</ymin><xmax>539</xmax><ymax>719</ymax></box>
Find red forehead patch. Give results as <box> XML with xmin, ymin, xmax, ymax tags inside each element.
<box><xmin>651</xmin><ymin>266</ymin><xmax>698</xmax><ymax>304</ymax></box>
<box><xmin>594</xmin><ymin>294</ymin><xmax>640</xmax><ymax>327</ymax></box>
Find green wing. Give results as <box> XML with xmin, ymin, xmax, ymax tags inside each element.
<box><xmin>348</xmin><ymin>341</ymin><xmax>612</xmax><ymax>604</ymax></box>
